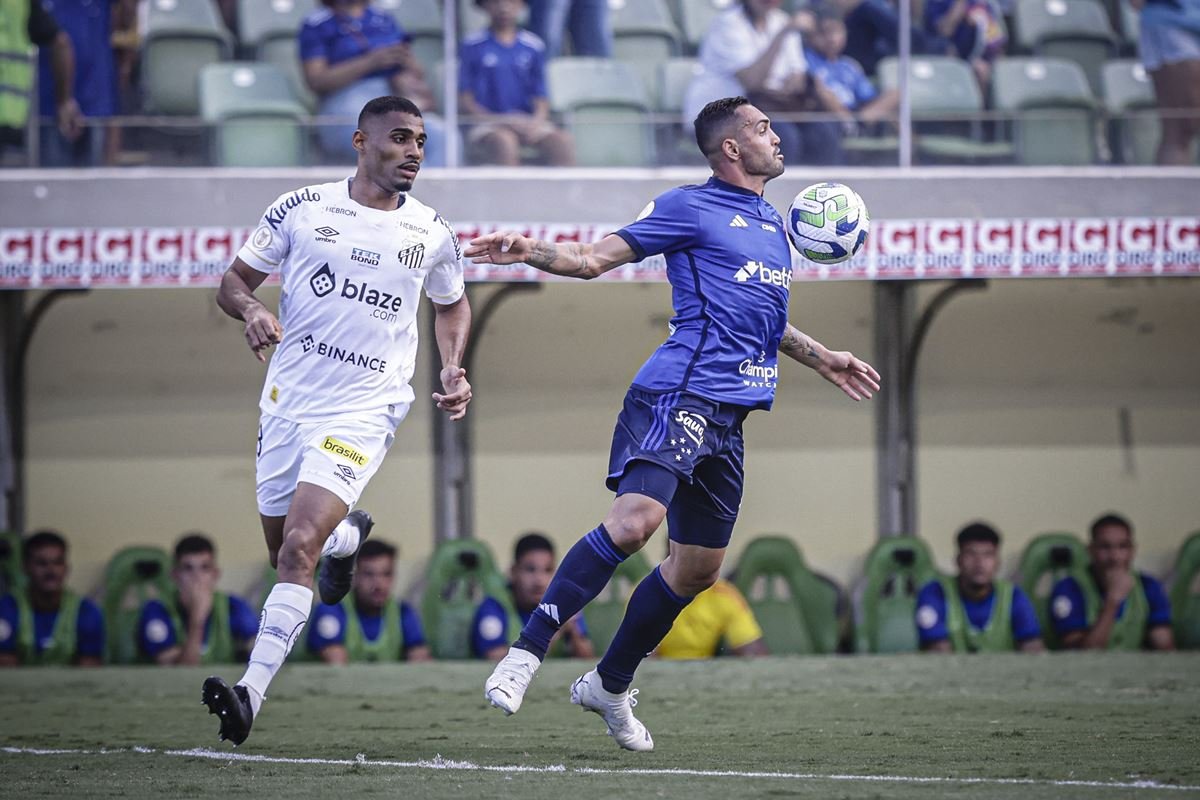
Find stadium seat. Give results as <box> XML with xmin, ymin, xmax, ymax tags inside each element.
<box><xmin>141</xmin><ymin>0</ymin><xmax>233</xmax><ymax>115</ymax></box>
<box><xmin>992</xmin><ymin>57</ymin><xmax>1098</xmax><ymax>165</ymax></box>
<box><xmin>1015</xmin><ymin>0</ymin><xmax>1117</xmax><ymax>93</ymax></box>
<box><xmin>237</xmin><ymin>0</ymin><xmax>310</xmax><ymax>58</ymax></box>
<box><xmin>610</xmin><ymin>0</ymin><xmax>682</xmax><ymax>94</ymax></box>
<box><xmin>657</xmin><ymin>57</ymin><xmax>707</xmax><ymax>163</ymax></box>
<box><xmin>877</xmin><ymin>57</ymin><xmax>1014</xmax><ymax>163</ymax></box>
<box><xmin>379</xmin><ymin>0</ymin><xmax>445</xmax><ymax>69</ymax></box>
<box><xmin>259</xmin><ymin>36</ymin><xmax>318</xmax><ymax>113</ymax></box>
<box><xmin>1013</xmin><ymin>532</ymin><xmax>1089</xmax><ymax>649</ymax></box>
<box><xmin>547</xmin><ymin>57</ymin><xmax>655</xmax><ymax>166</ymax></box>
<box><xmin>420</xmin><ymin>539</ymin><xmax>520</xmax><ymax>659</ymax></box>
<box><xmin>102</xmin><ymin>546</ymin><xmax>174</xmax><ymax>664</ymax></box>
<box><xmin>1169</xmin><ymin>531</ymin><xmax>1200</xmax><ymax>650</ymax></box>
<box><xmin>199</xmin><ymin>63</ymin><xmax>308</xmax><ymax>167</ymax></box>
<box><xmin>731</xmin><ymin>536</ymin><xmax>843</xmax><ymax>655</ymax></box>
<box><xmin>0</xmin><ymin>530</ymin><xmax>25</xmax><ymax>596</ymax></box>
<box><xmin>1102</xmin><ymin>59</ymin><xmax>1158</xmax><ymax>164</ymax></box>
<box><xmin>678</xmin><ymin>0</ymin><xmax>738</xmax><ymax>55</ymax></box>
<box><xmin>853</xmin><ymin>536</ymin><xmax>939</xmax><ymax>654</ymax></box>
<box><xmin>582</xmin><ymin>550</ymin><xmax>653</xmax><ymax>653</ymax></box>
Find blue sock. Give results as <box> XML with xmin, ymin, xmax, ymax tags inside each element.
<box><xmin>514</xmin><ymin>524</ymin><xmax>626</xmax><ymax>660</ymax></box>
<box><xmin>597</xmin><ymin>566</ymin><xmax>692</xmax><ymax>694</ymax></box>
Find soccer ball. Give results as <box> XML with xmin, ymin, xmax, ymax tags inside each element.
<box><xmin>786</xmin><ymin>182</ymin><xmax>870</xmax><ymax>265</ymax></box>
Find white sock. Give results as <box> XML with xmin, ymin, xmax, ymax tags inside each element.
<box><xmin>320</xmin><ymin>517</ymin><xmax>360</xmax><ymax>559</ymax></box>
<box><xmin>237</xmin><ymin>582</ymin><xmax>312</xmax><ymax>717</ymax></box>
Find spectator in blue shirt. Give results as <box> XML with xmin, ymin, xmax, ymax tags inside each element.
<box><xmin>300</xmin><ymin>0</ymin><xmax>456</xmax><ymax>165</ymax></box>
<box><xmin>915</xmin><ymin>522</ymin><xmax>1044</xmax><ymax>653</ymax></box>
<box><xmin>472</xmin><ymin>533</ymin><xmax>594</xmax><ymax>660</ymax></box>
<box><xmin>527</xmin><ymin>0</ymin><xmax>612</xmax><ymax>59</ymax></box>
<box><xmin>1051</xmin><ymin>514</ymin><xmax>1175</xmax><ymax>651</ymax></box>
<box><xmin>923</xmin><ymin>0</ymin><xmax>1006</xmax><ymax>89</ymax></box>
<box><xmin>138</xmin><ymin>534</ymin><xmax>259</xmax><ymax>665</ymax></box>
<box><xmin>307</xmin><ymin>539</ymin><xmax>431</xmax><ymax>663</ymax></box>
<box><xmin>806</xmin><ymin>8</ymin><xmax>898</xmax><ymax>129</ymax></box>
<box><xmin>0</xmin><ymin>530</ymin><xmax>105</xmax><ymax>667</ymax></box>
<box><xmin>460</xmin><ymin>0</ymin><xmax>574</xmax><ymax>165</ymax></box>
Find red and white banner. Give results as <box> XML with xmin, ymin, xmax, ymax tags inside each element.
<box><xmin>1</xmin><ymin>217</ymin><xmax>1197</xmax><ymax>288</ymax></box>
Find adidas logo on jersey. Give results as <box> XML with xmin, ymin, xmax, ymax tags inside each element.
<box><xmin>729</xmin><ymin>214</ymin><xmax>750</xmax><ymax>228</ymax></box>
<box><xmin>537</xmin><ymin>603</ymin><xmax>560</xmax><ymax>623</ymax></box>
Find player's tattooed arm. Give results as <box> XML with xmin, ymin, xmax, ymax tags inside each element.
<box><xmin>465</xmin><ymin>232</ymin><xmax>635</xmax><ymax>279</ymax></box>
<box><xmin>780</xmin><ymin>322</ymin><xmax>882</xmax><ymax>402</ymax></box>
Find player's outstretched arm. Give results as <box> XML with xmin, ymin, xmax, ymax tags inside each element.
<box><xmin>464</xmin><ymin>231</ymin><xmax>635</xmax><ymax>280</ymax></box>
<box><xmin>778</xmin><ymin>323</ymin><xmax>881</xmax><ymax>402</ymax></box>
<box><xmin>432</xmin><ymin>295</ymin><xmax>473</xmax><ymax>421</ymax></box>
<box><xmin>217</xmin><ymin>258</ymin><xmax>283</xmax><ymax>363</ymax></box>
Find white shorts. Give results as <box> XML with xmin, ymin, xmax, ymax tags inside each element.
<box><xmin>255</xmin><ymin>405</ymin><xmax>408</xmax><ymax>516</ymax></box>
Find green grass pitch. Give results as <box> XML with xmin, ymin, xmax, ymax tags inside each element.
<box><xmin>2</xmin><ymin>652</ymin><xmax>1198</xmax><ymax>799</ymax></box>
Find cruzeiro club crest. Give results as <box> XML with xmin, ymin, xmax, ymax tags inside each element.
<box><xmin>310</xmin><ymin>262</ymin><xmax>336</xmax><ymax>297</ymax></box>
<box><xmin>398</xmin><ymin>243</ymin><xmax>425</xmax><ymax>269</ymax></box>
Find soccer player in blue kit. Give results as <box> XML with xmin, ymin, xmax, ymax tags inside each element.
<box><xmin>466</xmin><ymin>96</ymin><xmax>880</xmax><ymax>751</ymax></box>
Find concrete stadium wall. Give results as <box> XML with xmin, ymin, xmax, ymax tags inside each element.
<box><xmin>6</xmin><ymin>167</ymin><xmax>1200</xmax><ymax>600</ymax></box>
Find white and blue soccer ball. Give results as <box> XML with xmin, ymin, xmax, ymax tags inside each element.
<box><xmin>786</xmin><ymin>182</ymin><xmax>870</xmax><ymax>265</ymax></box>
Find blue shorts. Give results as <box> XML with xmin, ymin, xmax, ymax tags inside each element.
<box><xmin>605</xmin><ymin>388</ymin><xmax>751</xmax><ymax>549</ymax></box>
<box><xmin>1141</xmin><ymin>17</ymin><xmax>1200</xmax><ymax>70</ymax></box>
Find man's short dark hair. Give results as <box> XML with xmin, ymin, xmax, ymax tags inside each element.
<box><xmin>358</xmin><ymin>95</ymin><xmax>423</xmax><ymax>130</ymax></box>
<box><xmin>514</xmin><ymin>532</ymin><xmax>554</xmax><ymax>562</ymax></box>
<box><xmin>694</xmin><ymin>96</ymin><xmax>752</xmax><ymax>157</ymax></box>
<box><xmin>956</xmin><ymin>522</ymin><xmax>1000</xmax><ymax>549</ymax></box>
<box><xmin>174</xmin><ymin>533</ymin><xmax>215</xmax><ymax>562</ymax></box>
<box><xmin>23</xmin><ymin>529</ymin><xmax>67</xmax><ymax>562</ymax></box>
<box><xmin>358</xmin><ymin>539</ymin><xmax>397</xmax><ymax>561</ymax></box>
<box><xmin>1090</xmin><ymin>513</ymin><xmax>1133</xmax><ymax>540</ymax></box>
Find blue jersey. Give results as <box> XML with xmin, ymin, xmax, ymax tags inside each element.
<box><xmin>615</xmin><ymin>178</ymin><xmax>792</xmax><ymax>410</ymax></box>
<box><xmin>458</xmin><ymin>29</ymin><xmax>548</xmax><ymax>114</ymax></box>
<box><xmin>306</xmin><ymin>600</ymin><xmax>426</xmax><ymax>652</ymax></box>
<box><xmin>137</xmin><ymin>596</ymin><xmax>259</xmax><ymax>659</ymax></box>
<box><xmin>806</xmin><ymin>51</ymin><xmax>878</xmax><ymax>112</ymax></box>
<box><xmin>38</xmin><ymin>0</ymin><xmax>118</xmax><ymax>118</ymax></box>
<box><xmin>299</xmin><ymin>8</ymin><xmax>410</xmax><ymax>82</ymax></box>
<box><xmin>471</xmin><ymin>596</ymin><xmax>589</xmax><ymax>657</ymax></box>
<box><xmin>0</xmin><ymin>593</ymin><xmax>105</xmax><ymax>659</ymax></box>
<box><xmin>1050</xmin><ymin>573</ymin><xmax>1172</xmax><ymax>636</ymax></box>
<box><xmin>915</xmin><ymin>581</ymin><xmax>1041</xmax><ymax>645</ymax></box>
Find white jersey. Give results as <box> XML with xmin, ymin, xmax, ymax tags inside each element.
<box><xmin>237</xmin><ymin>178</ymin><xmax>465</xmax><ymax>422</ymax></box>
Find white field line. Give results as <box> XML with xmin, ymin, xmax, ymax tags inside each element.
<box><xmin>2</xmin><ymin>745</ymin><xmax>1198</xmax><ymax>793</ymax></box>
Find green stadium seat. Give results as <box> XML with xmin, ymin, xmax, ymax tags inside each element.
<box><xmin>102</xmin><ymin>546</ymin><xmax>174</xmax><ymax>664</ymax></box>
<box><xmin>199</xmin><ymin>63</ymin><xmax>308</xmax><ymax>167</ymax></box>
<box><xmin>657</xmin><ymin>57</ymin><xmax>706</xmax><ymax>164</ymax></box>
<box><xmin>237</xmin><ymin>0</ymin><xmax>311</xmax><ymax>57</ymax></box>
<box><xmin>1102</xmin><ymin>58</ymin><xmax>1158</xmax><ymax>164</ymax></box>
<box><xmin>420</xmin><ymin>539</ymin><xmax>519</xmax><ymax>659</ymax></box>
<box><xmin>1169</xmin><ymin>531</ymin><xmax>1200</xmax><ymax>650</ymax></box>
<box><xmin>853</xmin><ymin>536</ymin><xmax>939</xmax><ymax>654</ymax></box>
<box><xmin>878</xmin><ymin>57</ymin><xmax>1014</xmax><ymax>163</ymax></box>
<box><xmin>0</xmin><ymin>531</ymin><xmax>25</xmax><ymax>596</ymax></box>
<box><xmin>611</xmin><ymin>0</ymin><xmax>681</xmax><ymax>73</ymax></box>
<box><xmin>142</xmin><ymin>0</ymin><xmax>233</xmax><ymax>115</ymax></box>
<box><xmin>379</xmin><ymin>0</ymin><xmax>444</xmax><ymax>68</ymax></box>
<box><xmin>1013</xmin><ymin>532</ymin><xmax>1089</xmax><ymax>649</ymax></box>
<box><xmin>731</xmin><ymin>536</ymin><xmax>843</xmax><ymax>655</ymax></box>
<box><xmin>992</xmin><ymin>57</ymin><xmax>1098</xmax><ymax>165</ymax></box>
<box><xmin>678</xmin><ymin>0</ymin><xmax>738</xmax><ymax>55</ymax></box>
<box><xmin>582</xmin><ymin>550</ymin><xmax>653</xmax><ymax>653</ymax></box>
<box><xmin>547</xmin><ymin>57</ymin><xmax>654</xmax><ymax>166</ymax></box>
<box><xmin>1015</xmin><ymin>0</ymin><xmax>1117</xmax><ymax>93</ymax></box>
<box><xmin>260</xmin><ymin>36</ymin><xmax>319</xmax><ymax>113</ymax></box>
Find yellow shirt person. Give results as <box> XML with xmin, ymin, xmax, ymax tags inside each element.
<box><xmin>658</xmin><ymin>579</ymin><xmax>767</xmax><ymax>658</ymax></box>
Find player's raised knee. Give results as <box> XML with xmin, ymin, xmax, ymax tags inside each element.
<box><xmin>277</xmin><ymin>523</ymin><xmax>324</xmax><ymax>577</ymax></box>
<box><xmin>605</xmin><ymin>506</ymin><xmax>665</xmax><ymax>552</ymax></box>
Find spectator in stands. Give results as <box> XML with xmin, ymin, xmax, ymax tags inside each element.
<box><xmin>459</xmin><ymin>0</ymin><xmax>574</xmax><ymax>166</ymax></box>
<box><xmin>137</xmin><ymin>533</ymin><xmax>259</xmax><ymax>665</ymax></box>
<box><xmin>527</xmin><ymin>0</ymin><xmax>612</xmax><ymax>59</ymax></box>
<box><xmin>472</xmin><ymin>533</ymin><xmax>594</xmax><ymax>660</ymax></box>
<box><xmin>300</xmin><ymin>0</ymin><xmax>455</xmax><ymax>165</ymax></box>
<box><xmin>806</xmin><ymin>7</ymin><xmax>899</xmax><ymax>129</ymax></box>
<box><xmin>36</xmin><ymin>0</ymin><xmax>132</xmax><ymax>166</ymax></box>
<box><xmin>656</xmin><ymin>577</ymin><xmax>767</xmax><ymax>658</ymax></box>
<box><xmin>307</xmin><ymin>539</ymin><xmax>431</xmax><ymax>663</ymax></box>
<box><xmin>1051</xmin><ymin>514</ymin><xmax>1175</xmax><ymax>651</ymax></box>
<box><xmin>684</xmin><ymin>0</ymin><xmax>847</xmax><ymax>166</ymax></box>
<box><xmin>1133</xmin><ymin>0</ymin><xmax>1200</xmax><ymax>165</ymax></box>
<box><xmin>915</xmin><ymin>522</ymin><xmax>1044</xmax><ymax>653</ymax></box>
<box><xmin>831</xmin><ymin>0</ymin><xmax>934</xmax><ymax>76</ymax></box>
<box><xmin>0</xmin><ymin>0</ymin><xmax>84</xmax><ymax>165</ymax></box>
<box><xmin>0</xmin><ymin>530</ymin><xmax>104</xmax><ymax>667</ymax></box>
<box><xmin>922</xmin><ymin>0</ymin><xmax>1006</xmax><ymax>89</ymax></box>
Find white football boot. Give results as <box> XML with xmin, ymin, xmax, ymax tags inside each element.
<box><xmin>484</xmin><ymin>647</ymin><xmax>541</xmax><ymax>715</ymax></box>
<box><xmin>570</xmin><ymin>669</ymin><xmax>654</xmax><ymax>752</ymax></box>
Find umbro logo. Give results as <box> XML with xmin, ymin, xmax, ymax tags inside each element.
<box><xmin>537</xmin><ymin>603</ymin><xmax>560</xmax><ymax>624</ymax></box>
<box><xmin>729</xmin><ymin>214</ymin><xmax>749</xmax><ymax>228</ymax></box>
<box><xmin>315</xmin><ymin>226</ymin><xmax>339</xmax><ymax>242</ymax></box>
<box><xmin>338</xmin><ymin>464</ymin><xmax>356</xmax><ymax>480</ymax></box>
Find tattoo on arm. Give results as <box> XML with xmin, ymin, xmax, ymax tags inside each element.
<box><xmin>780</xmin><ymin>326</ymin><xmax>820</xmax><ymax>362</ymax></box>
<box><xmin>526</xmin><ymin>240</ymin><xmax>593</xmax><ymax>278</ymax></box>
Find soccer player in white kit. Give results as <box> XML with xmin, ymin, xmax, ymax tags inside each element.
<box><xmin>202</xmin><ymin>96</ymin><xmax>472</xmax><ymax>745</ymax></box>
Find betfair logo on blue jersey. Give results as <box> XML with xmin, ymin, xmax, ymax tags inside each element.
<box><xmin>734</xmin><ymin>259</ymin><xmax>792</xmax><ymax>288</ymax></box>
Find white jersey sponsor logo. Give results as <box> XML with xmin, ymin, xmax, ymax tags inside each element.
<box><xmin>236</xmin><ymin>179</ymin><xmax>466</xmax><ymax>421</ymax></box>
